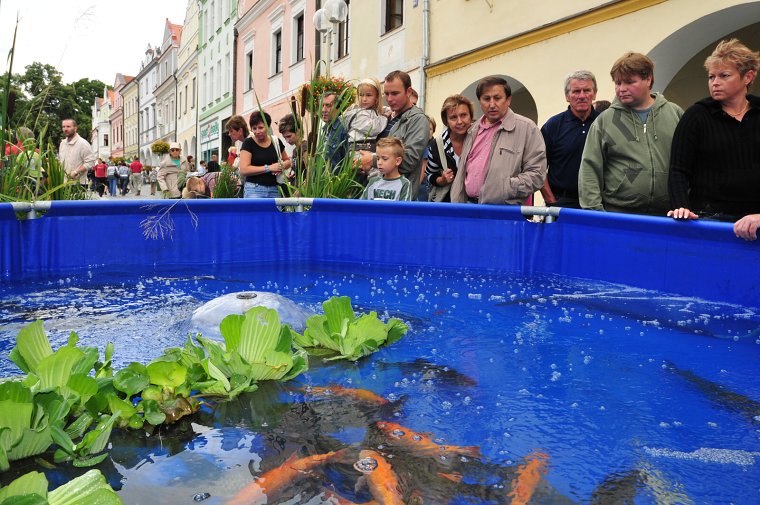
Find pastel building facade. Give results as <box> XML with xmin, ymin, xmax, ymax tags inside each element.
<box><xmin>122</xmin><ymin>77</ymin><xmax>139</xmax><ymax>161</ymax></box>
<box><xmin>109</xmin><ymin>74</ymin><xmax>132</xmax><ymax>160</ymax></box>
<box><xmin>235</xmin><ymin>0</ymin><xmax>318</xmax><ymax>127</ymax></box>
<box><xmin>197</xmin><ymin>0</ymin><xmax>236</xmax><ymax>163</ymax></box>
<box><xmin>155</xmin><ymin>20</ymin><xmax>183</xmax><ymax>144</ymax></box>
<box><xmin>136</xmin><ymin>46</ymin><xmax>159</xmax><ymax>166</ymax></box>
<box><xmin>177</xmin><ymin>0</ymin><xmax>200</xmax><ymax>158</ymax></box>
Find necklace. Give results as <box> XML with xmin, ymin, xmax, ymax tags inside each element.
<box><xmin>724</xmin><ymin>100</ymin><xmax>749</xmax><ymax>118</ymax></box>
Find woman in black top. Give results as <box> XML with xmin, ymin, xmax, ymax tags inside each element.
<box><xmin>238</xmin><ymin>110</ymin><xmax>291</xmax><ymax>199</ymax></box>
<box><xmin>668</xmin><ymin>39</ymin><xmax>760</xmax><ymax>240</ymax></box>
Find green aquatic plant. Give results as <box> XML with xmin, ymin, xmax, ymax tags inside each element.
<box><xmin>0</xmin><ymin>298</ymin><xmax>398</xmax><ymax>475</ymax></box>
<box><xmin>293</xmin><ymin>296</ymin><xmax>408</xmax><ymax>361</ymax></box>
<box><xmin>0</xmin><ymin>469</ymin><xmax>122</xmax><ymax>504</ymax></box>
<box><xmin>3</xmin><ymin>322</ymin><xmax>118</xmax><ymax>470</ymax></box>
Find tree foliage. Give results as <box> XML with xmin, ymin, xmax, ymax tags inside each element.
<box><xmin>4</xmin><ymin>61</ymin><xmax>108</xmax><ymax>147</ymax></box>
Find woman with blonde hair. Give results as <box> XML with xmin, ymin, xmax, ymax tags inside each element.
<box><xmin>668</xmin><ymin>38</ymin><xmax>760</xmax><ymax>240</ymax></box>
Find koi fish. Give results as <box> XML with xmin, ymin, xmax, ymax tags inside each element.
<box><xmin>226</xmin><ymin>449</ymin><xmax>346</xmax><ymax>505</ymax></box>
<box><xmin>375</xmin><ymin>421</ymin><xmax>481</xmax><ymax>459</ymax></box>
<box><xmin>320</xmin><ymin>488</ymin><xmax>379</xmax><ymax>505</ymax></box>
<box><xmin>355</xmin><ymin>449</ymin><xmax>405</xmax><ymax>505</ymax></box>
<box><xmin>508</xmin><ymin>451</ymin><xmax>549</xmax><ymax>505</ymax></box>
<box><xmin>302</xmin><ymin>385</ymin><xmax>390</xmax><ymax>406</ymax></box>
<box><xmin>375</xmin><ymin>358</ymin><xmax>477</xmax><ymax>386</ymax></box>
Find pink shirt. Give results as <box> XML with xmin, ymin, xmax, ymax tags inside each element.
<box><xmin>464</xmin><ymin>116</ymin><xmax>502</xmax><ymax>198</ymax></box>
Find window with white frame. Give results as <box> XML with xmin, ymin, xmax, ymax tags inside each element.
<box><xmin>337</xmin><ymin>0</ymin><xmax>350</xmax><ymax>59</ymax></box>
<box><xmin>383</xmin><ymin>0</ymin><xmax>403</xmax><ymax>34</ymax></box>
<box><xmin>245</xmin><ymin>50</ymin><xmax>253</xmax><ymax>91</ymax></box>
<box><xmin>273</xmin><ymin>30</ymin><xmax>282</xmax><ymax>75</ymax></box>
<box><xmin>293</xmin><ymin>12</ymin><xmax>304</xmax><ymax>63</ymax></box>
<box><xmin>224</xmin><ymin>54</ymin><xmax>230</xmax><ymax>94</ymax></box>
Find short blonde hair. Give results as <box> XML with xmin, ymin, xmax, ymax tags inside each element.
<box><xmin>183</xmin><ymin>176</ymin><xmax>205</xmax><ymax>198</ymax></box>
<box><xmin>376</xmin><ymin>137</ymin><xmax>404</xmax><ymax>159</ymax></box>
<box><xmin>356</xmin><ymin>77</ymin><xmax>384</xmax><ymax>115</ymax></box>
<box><xmin>704</xmin><ymin>39</ymin><xmax>759</xmax><ymax>92</ymax></box>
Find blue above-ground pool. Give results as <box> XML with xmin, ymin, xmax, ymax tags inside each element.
<box><xmin>0</xmin><ymin>199</ymin><xmax>758</xmax><ymax>504</ymax></box>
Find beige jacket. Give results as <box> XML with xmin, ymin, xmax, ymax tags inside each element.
<box><xmin>451</xmin><ymin>109</ymin><xmax>547</xmax><ymax>205</ymax></box>
<box><xmin>58</xmin><ymin>134</ymin><xmax>96</xmax><ymax>185</ymax></box>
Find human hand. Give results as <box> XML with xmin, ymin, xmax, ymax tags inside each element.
<box><xmin>667</xmin><ymin>207</ymin><xmax>698</xmax><ymax>220</ymax></box>
<box><xmin>442</xmin><ymin>168</ymin><xmax>455</xmax><ymax>185</ymax></box>
<box><xmin>733</xmin><ymin>214</ymin><xmax>760</xmax><ymax>241</ymax></box>
<box><xmin>357</xmin><ymin>151</ymin><xmax>373</xmax><ymax>173</ymax></box>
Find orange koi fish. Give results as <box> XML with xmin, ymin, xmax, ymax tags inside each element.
<box><xmin>508</xmin><ymin>451</ymin><xmax>549</xmax><ymax>505</ymax></box>
<box><xmin>354</xmin><ymin>450</ymin><xmax>405</xmax><ymax>505</ymax></box>
<box><xmin>375</xmin><ymin>421</ymin><xmax>482</xmax><ymax>459</ymax></box>
<box><xmin>302</xmin><ymin>385</ymin><xmax>390</xmax><ymax>406</ymax></box>
<box><xmin>226</xmin><ymin>450</ymin><xmax>346</xmax><ymax>505</ymax></box>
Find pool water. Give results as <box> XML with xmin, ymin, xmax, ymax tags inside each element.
<box><xmin>1</xmin><ymin>262</ymin><xmax>759</xmax><ymax>504</ymax></box>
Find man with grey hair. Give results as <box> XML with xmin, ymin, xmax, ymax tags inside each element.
<box><xmin>539</xmin><ymin>70</ymin><xmax>599</xmax><ymax>208</ymax></box>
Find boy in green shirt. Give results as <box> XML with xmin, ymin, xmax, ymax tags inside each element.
<box><xmin>360</xmin><ymin>137</ymin><xmax>412</xmax><ymax>201</ymax></box>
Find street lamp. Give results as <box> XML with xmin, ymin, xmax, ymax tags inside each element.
<box><xmin>313</xmin><ymin>0</ymin><xmax>348</xmax><ymax>76</ymax></box>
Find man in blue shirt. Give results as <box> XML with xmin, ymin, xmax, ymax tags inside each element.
<box><xmin>321</xmin><ymin>91</ymin><xmax>348</xmax><ymax>174</ymax></box>
<box><xmin>540</xmin><ymin>70</ymin><xmax>599</xmax><ymax>208</ymax></box>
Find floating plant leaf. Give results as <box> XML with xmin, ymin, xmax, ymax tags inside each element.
<box><xmin>299</xmin><ymin>297</ymin><xmax>408</xmax><ymax>361</ymax></box>
<box><xmin>146</xmin><ymin>361</ymin><xmax>187</xmax><ymax>390</ymax></box>
<box><xmin>113</xmin><ymin>363</ymin><xmax>150</xmax><ymax>397</ymax></box>
<box><xmin>0</xmin><ymin>470</ymin><xmax>47</xmax><ymax>502</ymax></box>
<box><xmin>9</xmin><ymin>321</ymin><xmax>52</xmax><ymax>374</ymax></box>
<box><xmin>46</xmin><ymin>469</ymin><xmax>123</xmax><ymax>504</ymax></box>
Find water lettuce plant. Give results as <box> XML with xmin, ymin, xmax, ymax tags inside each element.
<box><xmin>0</xmin><ymin>299</ymin><xmax>404</xmax><ymax>475</ymax></box>
<box><xmin>293</xmin><ymin>296</ymin><xmax>408</xmax><ymax>361</ymax></box>
<box><xmin>0</xmin><ymin>469</ymin><xmax>122</xmax><ymax>504</ymax></box>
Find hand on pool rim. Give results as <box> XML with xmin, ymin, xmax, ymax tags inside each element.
<box><xmin>733</xmin><ymin>213</ymin><xmax>760</xmax><ymax>241</ymax></box>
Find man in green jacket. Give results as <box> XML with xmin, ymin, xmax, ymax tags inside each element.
<box><xmin>578</xmin><ymin>52</ymin><xmax>683</xmax><ymax>215</ymax></box>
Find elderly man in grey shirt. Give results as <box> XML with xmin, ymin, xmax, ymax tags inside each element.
<box><xmin>58</xmin><ymin>118</ymin><xmax>96</xmax><ymax>187</ymax></box>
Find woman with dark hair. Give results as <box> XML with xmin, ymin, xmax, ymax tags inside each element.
<box><xmin>668</xmin><ymin>39</ymin><xmax>760</xmax><ymax>240</ymax></box>
<box><xmin>237</xmin><ymin>111</ymin><xmax>292</xmax><ymax>198</ymax></box>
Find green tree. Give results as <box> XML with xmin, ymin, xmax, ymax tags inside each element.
<box><xmin>10</xmin><ymin>62</ymin><xmax>107</xmax><ymax>146</ymax></box>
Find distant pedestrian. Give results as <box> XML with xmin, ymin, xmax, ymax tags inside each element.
<box><xmin>117</xmin><ymin>161</ymin><xmax>130</xmax><ymax>195</ymax></box>
<box><xmin>106</xmin><ymin>163</ymin><xmax>118</xmax><ymax>196</ymax></box>
<box><xmin>130</xmin><ymin>157</ymin><xmax>143</xmax><ymax>195</ymax></box>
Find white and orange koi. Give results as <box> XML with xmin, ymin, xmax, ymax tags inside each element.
<box><xmin>376</xmin><ymin>421</ymin><xmax>481</xmax><ymax>459</ymax></box>
<box><xmin>355</xmin><ymin>449</ymin><xmax>405</xmax><ymax>505</ymax></box>
<box><xmin>226</xmin><ymin>449</ymin><xmax>346</xmax><ymax>505</ymax></box>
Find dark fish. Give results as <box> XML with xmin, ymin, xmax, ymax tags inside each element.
<box><xmin>588</xmin><ymin>469</ymin><xmax>646</xmax><ymax>505</ymax></box>
<box><xmin>665</xmin><ymin>361</ymin><xmax>760</xmax><ymax>423</ymax></box>
<box><xmin>375</xmin><ymin>358</ymin><xmax>477</xmax><ymax>386</ymax></box>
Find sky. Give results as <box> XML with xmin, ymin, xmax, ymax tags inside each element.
<box><xmin>0</xmin><ymin>0</ymin><xmax>189</xmax><ymax>85</ymax></box>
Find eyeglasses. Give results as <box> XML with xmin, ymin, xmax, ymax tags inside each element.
<box><xmin>170</xmin><ymin>148</ymin><xmax>180</xmax><ymax>151</ymax></box>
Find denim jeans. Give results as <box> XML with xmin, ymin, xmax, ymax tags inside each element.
<box><xmin>244</xmin><ymin>182</ymin><xmax>279</xmax><ymax>199</ymax></box>
<box><xmin>108</xmin><ymin>176</ymin><xmax>118</xmax><ymax>196</ymax></box>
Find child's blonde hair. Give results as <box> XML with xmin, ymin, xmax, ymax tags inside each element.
<box><xmin>356</xmin><ymin>77</ymin><xmax>384</xmax><ymax>115</ymax></box>
<box><xmin>376</xmin><ymin>137</ymin><xmax>404</xmax><ymax>159</ymax></box>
